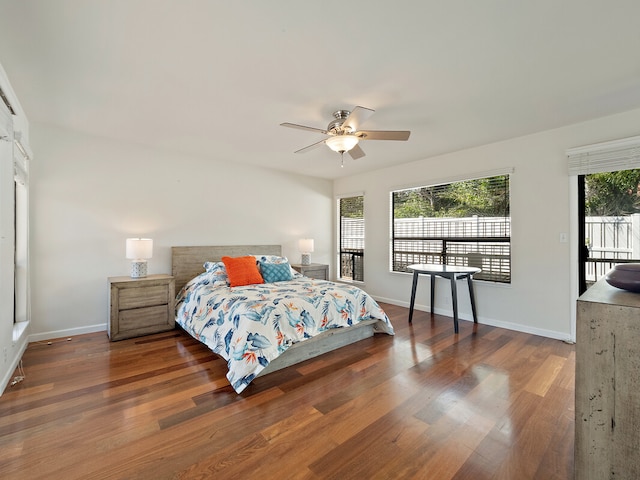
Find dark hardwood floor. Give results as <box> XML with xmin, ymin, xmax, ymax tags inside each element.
<box><xmin>0</xmin><ymin>303</ymin><xmax>575</xmax><ymax>479</ymax></box>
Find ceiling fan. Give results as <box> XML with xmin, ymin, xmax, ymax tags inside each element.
<box><xmin>281</xmin><ymin>106</ymin><xmax>410</xmax><ymax>165</ymax></box>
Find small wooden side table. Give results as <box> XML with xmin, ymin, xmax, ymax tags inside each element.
<box><xmin>291</xmin><ymin>263</ymin><xmax>329</xmax><ymax>280</ymax></box>
<box><xmin>108</xmin><ymin>274</ymin><xmax>175</xmax><ymax>341</ymax></box>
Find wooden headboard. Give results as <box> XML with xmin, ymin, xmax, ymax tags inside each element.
<box><xmin>171</xmin><ymin>245</ymin><xmax>282</xmax><ymax>292</ymax></box>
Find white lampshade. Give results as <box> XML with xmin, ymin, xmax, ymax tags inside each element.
<box><xmin>126</xmin><ymin>238</ymin><xmax>153</xmax><ymax>259</ymax></box>
<box><xmin>298</xmin><ymin>238</ymin><xmax>314</xmax><ymax>254</ymax></box>
<box><xmin>126</xmin><ymin>238</ymin><xmax>153</xmax><ymax>278</ymax></box>
<box><xmin>326</xmin><ymin>135</ymin><xmax>359</xmax><ymax>153</ymax></box>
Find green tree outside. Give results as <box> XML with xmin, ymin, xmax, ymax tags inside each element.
<box><xmin>393</xmin><ymin>175</ymin><xmax>510</xmax><ymax>219</ymax></box>
<box><xmin>585</xmin><ymin>169</ymin><xmax>640</xmax><ymax>216</ymax></box>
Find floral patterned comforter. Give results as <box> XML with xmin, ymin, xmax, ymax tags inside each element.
<box><xmin>175</xmin><ymin>271</ymin><xmax>394</xmax><ymax>393</ymax></box>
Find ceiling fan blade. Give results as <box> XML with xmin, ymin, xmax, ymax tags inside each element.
<box><xmin>342</xmin><ymin>106</ymin><xmax>375</xmax><ymax>132</ymax></box>
<box><xmin>281</xmin><ymin>122</ymin><xmax>328</xmax><ymax>135</ymax></box>
<box><xmin>349</xmin><ymin>144</ymin><xmax>366</xmax><ymax>160</ymax></box>
<box><xmin>357</xmin><ymin>130</ymin><xmax>411</xmax><ymax>141</ymax></box>
<box><xmin>294</xmin><ymin>138</ymin><xmax>327</xmax><ymax>154</ymax></box>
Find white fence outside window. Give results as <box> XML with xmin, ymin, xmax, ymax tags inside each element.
<box><xmin>342</xmin><ymin>215</ymin><xmax>640</xmax><ymax>284</ymax></box>
<box><xmin>585</xmin><ymin>214</ymin><xmax>640</xmax><ymax>282</ymax></box>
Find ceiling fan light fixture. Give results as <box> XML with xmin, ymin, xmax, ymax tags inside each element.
<box><xmin>326</xmin><ymin>134</ymin><xmax>359</xmax><ymax>153</ymax></box>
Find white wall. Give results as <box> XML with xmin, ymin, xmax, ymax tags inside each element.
<box><xmin>26</xmin><ymin>106</ymin><xmax>640</xmax><ymax>342</ymax></box>
<box><xmin>29</xmin><ymin>123</ymin><xmax>333</xmax><ymax>340</ymax></box>
<box><xmin>335</xmin><ymin>107</ymin><xmax>640</xmax><ymax>340</ymax></box>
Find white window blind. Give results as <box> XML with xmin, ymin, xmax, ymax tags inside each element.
<box><xmin>567</xmin><ymin>135</ymin><xmax>640</xmax><ymax>175</ymax></box>
<box><xmin>0</xmin><ymin>92</ymin><xmax>12</xmax><ymax>142</ymax></box>
<box><xmin>14</xmin><ymin>150</ymin><xmax>28</xmax><ymax>185</ymax></box>
<box><xmin>13</xmin><ymin>134</ymin><xmax>30</xmax><ymax>186</ymax></box>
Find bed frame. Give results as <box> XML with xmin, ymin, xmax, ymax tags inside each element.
<box><xmin>171</xmin><ymin>245</ymin><xmax>379</xmax><ymax>376</ymax></box>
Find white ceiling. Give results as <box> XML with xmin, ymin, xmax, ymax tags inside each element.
<box><xmin>1</xmin><ymin>1</ymin><xmax>640</xmax><ymax>179</ymax></box>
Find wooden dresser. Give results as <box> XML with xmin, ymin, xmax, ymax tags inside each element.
<box><xmin>575</xmin><ymin>277</ymin><xmax>640</xmax><ymax>479</ymax></box>
<box><xmin>108</xmin><ymin>274</ymin><xmax>175</xmax><ymax>341</ymax></box>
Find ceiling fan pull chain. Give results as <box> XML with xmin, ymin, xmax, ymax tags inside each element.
<box><xmin>340</xmin><ymin>152</ymin><xmax>345</xmax><ymax>168</ymax></box>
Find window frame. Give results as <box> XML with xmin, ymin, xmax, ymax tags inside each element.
<box><xmin>337</xmin><ymin>193</ymin><xmax>365</xmax><ymax>282</ymax></box>
<box><xmin>390</xmin><ymin>171</ymin><xmax>512</xmax><ymax>283</ymax></box>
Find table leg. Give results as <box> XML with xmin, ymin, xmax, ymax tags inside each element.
<box><xmin>467</xmin><ymin>275</ymin><xmax>478</xmax><ymax>323</ymax></box>
<box><xmin>408</xmin><ymin>271</ymin><xmax>419</xmax><ymax>323</ymax></box>
<box><xmin>450</xmin><ymin>275</ymin><xmax>459</xmax><ymax>334</ymax></box>
<box><xmin>430</xmin><ymin>274</ymin><xmax>435</xmax><ymax>315</ymax></box>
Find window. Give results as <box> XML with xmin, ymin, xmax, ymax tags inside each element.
<box><xmin>567</xmin><ymin>135</ymin><xmax>640</xmax><ymax>293</ymax></box>
<box><xmin>14</xmin><ymin>164</ymin><xmax>28</xmax><ymax>325</ymax></box>
<box><xmin>580</xmin><ymin>169</ymin><xmax>640</xmax><ymax>291</ymax></box>
<box><xmin>391</xmin><ymin>174</ymin><xmax>511</xmax><ymax>283</ymax></box>
<box><xmin>338</xmin><ymin>195</ymin><xmax>364</xmax><ymax>281</ymax></box>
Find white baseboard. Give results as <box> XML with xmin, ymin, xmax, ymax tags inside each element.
<box><xmin>28</xmin><ymin>323</ymin><xmax>107</xmax><ymax>343</ymax></box>
<box><xmin>372</xmin><ymin>295</ymin><xmax>572</xmax><ymax>342</ymax></box>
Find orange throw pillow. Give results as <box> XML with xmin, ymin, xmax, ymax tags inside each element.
<box><xmin>221</xmin><ymin>256</ymin><xmax>264</xmax><ymax>287</ymax></box>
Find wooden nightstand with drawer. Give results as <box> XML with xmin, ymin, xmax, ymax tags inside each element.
<box><xmin>291</xmin><ymin>263</ymin><xmax>329</xmax><ymax>280</ymax></box>
<box><xmin>108</xmin><ymin>274</ymin><xmax>175</xmax><ymax>341</ymax></box>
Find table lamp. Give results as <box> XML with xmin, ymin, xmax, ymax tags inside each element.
<box><xmin>126</xmin><ymin>238</ymin><xmax>153</xmax><ymax>278</ymax></box>
<box><xmin>298</xmin><ymin>238</ymin><xmax>314</xmax><ymax>266</ymax></box>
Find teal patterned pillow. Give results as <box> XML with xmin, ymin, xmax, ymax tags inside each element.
<box><xmin>259</xmin><ymin>261</ymin><xmax>293</xmax><ymax>283</ymax></box>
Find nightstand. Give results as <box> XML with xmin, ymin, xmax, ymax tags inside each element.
<box><xmin>291</xmin><ymin>263</ymin><xmax>329</xmax><ymax>280</ymax></box>
<box><xmin>108</xmin><ymin>274</ymin><xmax>175</xmax><ymax>341</ymax></box>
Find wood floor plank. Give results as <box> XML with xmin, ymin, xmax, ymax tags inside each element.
<box><xmin>524</xmin><ymin>354</ymin><xmax>566</xmax><ymax>396</ymax></box>
<box><xmin>0</xmin><ymin>303</ymin><xmax>575</xmax><ymax>479</ymax></box>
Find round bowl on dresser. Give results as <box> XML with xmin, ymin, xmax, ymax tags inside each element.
<box><xmin>605</xmin><ymin>263</ymin><xmax>640</xmax><ymax>292</ymax></box>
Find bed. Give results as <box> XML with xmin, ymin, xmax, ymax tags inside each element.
<box><xmin>172</xmin><ymin>245</ymin><xmax>394</xmax><ymax>393</ymax></box>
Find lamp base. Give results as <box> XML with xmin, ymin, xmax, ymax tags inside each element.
<box><xmin>301</xmin><ymin>253</ymin><xmax>310</xmax><ymax>266</ymax></box>
<box><xmin>131</xmin><ymin>260</ymin><xmax>148</xmax><ymax>278</ymax></box>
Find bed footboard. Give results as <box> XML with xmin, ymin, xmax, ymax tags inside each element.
<box><xmin>257</xmin><ymin>319</ymin><xmax>379</xmax><ymax>376</ymax></box>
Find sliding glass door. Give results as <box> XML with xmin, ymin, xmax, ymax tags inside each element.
<box><xmin>578</xmin><ymin>169</ymin><xmax>640</xmax><ymax>294</ymax></box>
